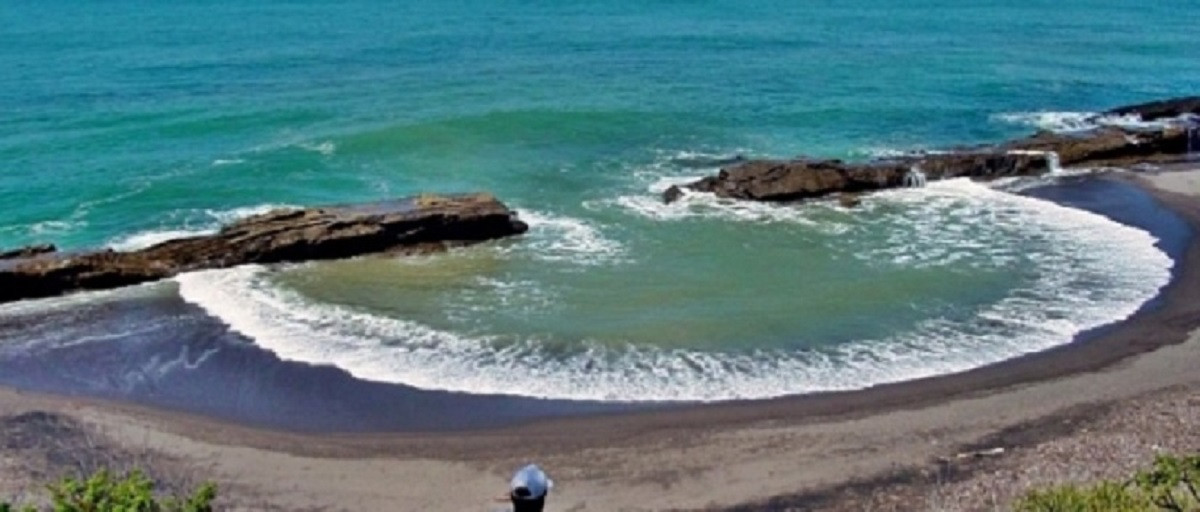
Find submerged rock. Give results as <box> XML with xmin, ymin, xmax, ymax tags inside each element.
<box><xmin>667</xmin><ymin>96</ymin><xmax>1199</xmax><ymax>204</ymax></box>
<box><xmin>838</xmin><ymin>193</ymin><xmax>862</xmax><ymax>208</ymax></box>
<box><xmin>0</xmin><ymin>193</ymin><xmax>527</xmax><ymax>304</ymax></box>
<box><xmin>662</xmin><ymin>185</ymin><xmax>686</xmax><ymax>204</ymax></box>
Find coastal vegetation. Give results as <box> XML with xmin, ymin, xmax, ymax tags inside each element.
<box><xmin>0</xmin><ymin>470</ymin><xmax>215</xmax><ymax>512</ymax></box>
<box><xmin>1016</xmin><ymin>453</ymin><xmax>1200</xmax><ymax>511</ymax></box>
<box><xmin>3</xmin><ymin>455</ymin><xmax>1196</xmax><ymax>511</ymax></box>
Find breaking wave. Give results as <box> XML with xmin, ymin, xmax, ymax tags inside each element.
<box><xmin>507</xmin><ymin>210</ymin><xmax>626</xmax><ymax>265</ymax></box>
<box><xmin>175</xmin><ymin>180</ymin><xmax>1172</xmax><ymax>401</ymax></box>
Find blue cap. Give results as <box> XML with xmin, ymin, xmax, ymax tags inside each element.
<box><xmin>510</xmin><ymin>464</ymin><xmax>553</xmax><ymax>500</ymax></box>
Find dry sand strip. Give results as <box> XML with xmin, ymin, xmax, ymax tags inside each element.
<box><xmin>724</xmin><ymin>383</ymin><xmax>1200</xmax><ymax>512</ymax></box>
<box><xmin>1</xmin><ymin>168</ymin><xmax>1199</xmax><ymax>511</ymax></box>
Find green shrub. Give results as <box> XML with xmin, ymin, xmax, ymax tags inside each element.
<box><xmin>1015</xmin><ymin>481</ymin><xmax>1144</xmax><ymax>512</ymax></box>
<box><xmin>1</xmin><ymin>499</ymin><xmax>35</xmax><ymax>512</ymax></box>
<box><xmin>2</xmin><ymin>470</ymin><xmax>215</xmax><ymax>512</ymax></box>
<box><xmin>1015</xmin><ymin>453</ymin><xmax>1200</xmax><ymax>512</ymax></box>
<box><xmin>1133</xmin><ymin>454</ymin><xmax>1200</xmax><ymax>511</ymax></box>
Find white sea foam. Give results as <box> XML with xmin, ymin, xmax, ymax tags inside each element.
<box><xmin>596</xmin><ymin>148</ymin><xmax>857</xmax><ymax>226</ymax></box>
<box><xmin>606</xmin><ymin>176</ymin><xmax>847</xmax><ymax>230</ymax></box>
<box><xmin>990</xmin><ymin>167</ymin><xmax>1099</xmax><ymax>193</ymax></box>
<box><xmin>106</xmin><ymin>204</ymin><xmax>293</xmax><ymax>251</ymax></box>
<box><xmin>647</xmin><ymin>175</ymin><xmax>703</xmax><ymax>194</ymax></box>
<box><xmin>298</xmin><ymin>140</ymin><xmax>337</xmax><ymax>156</ymax></box>
<box><xmin>204</xmin><ymin>204</ymin><xmax>291</xmax><ymax>224</ymax></box>
<box><xmin>612</xmin><ymin>190</ymin><xmax>836</xmax><ymax>227</ymax></box>
<box><xmin>854</xmin><ymin>147</ymin><xmax>952</xmax><ymax>159</ymax></box>
<box><xmin>174</xmin><ymin>179</ymin><xmax>1172</xmax><ymax>401</ymax></box>
<box><xmin>511</xmin><ymin>210</ymin><xmax>625</xmax><ymax>265</ymax></box>
<box><xmin>446</xmin><ymin>276</ymin><xmax>562</xmax><ymax>323</ymax></box>
<box><xmin>211</xmin><ymin>158</ymin><xmax>245</xmax><ymax>166</ymax></box>
<box><xmin>121</xmin><ymin>345</ymin><xmax>223</xmax><ymax>391</ymax></box>
<box><xmin>28</xmin><ymin>220</ymin><xmax>80</xmax><ymax>235</ymax></box>
<box><xmin>108</xmin><ymin>229</ymin><xmax>211</xmax><ymax>251</ymax></box>
<box><xmin>628</xmin><ymin>149</ymin><xmax>751</xmax><ymax>182</ymax></box>
<box><xmin>991</xmin><ymin>111</ymin><xmax>1191</xmax><ymax>133</ymax></box>
<box><xmin>857</xmin><ymin>147</ymin><xmax>914</xmax><ymax>159</ymax></box>
<box><xmin>656</xmin><ymin>149</ymin><xmax>752</xmax><ymax>170</ymax></box>
<box><xmin>835</xmin><ymin>179</ymin><xmax>1102</xmax><ymax>270</ymax></box>
<box><xmin>20</xmin><ymin>178</ymin><xmax>165</xmax><ymax>239</ymax></box>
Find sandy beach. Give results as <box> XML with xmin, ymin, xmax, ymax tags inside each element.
<box><xmin>3</xmin><ymin>168</ymin><xmax>1200</xmax><ymax>511</ymax></box>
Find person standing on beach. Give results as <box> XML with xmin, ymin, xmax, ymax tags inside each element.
<box><xmin>506</xmin><ymin>464</ymin><xmax>552</xmax><ymax>512</ymax></box>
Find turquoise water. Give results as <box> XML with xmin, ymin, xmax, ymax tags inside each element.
<box><xmin>1</xmin><ymin>1</ymin><xmax>1194</xmax><ymax>401</ymax></box>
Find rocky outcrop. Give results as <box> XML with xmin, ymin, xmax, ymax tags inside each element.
<box><xmin>0</xmin><ymin>244</ymin><xmax>56</xmax><ymax>260</ymax></box>
<box><xmin>675</xmin><ymin>152</ymin><xmax>1054</xmax><ymax>202</ymax></box>
<box><xmin>662</xmin><ymin>185</ymin><xmax>686</xmax><ymax>204</ymax></box>
<box><xmin>0</xmin><ymin>193</ymin><xmax>527</xmax><ymax>304</ymax></box>
<box><xmin>666</xmin><ymin>96</ymin><xmax>1199</xmax><ymax>204</ymax></box>
<box><xmin>1106</xmin><ymin>96</ymin><xmax>1200</xmax><ymax>121</ymax></box>
<box><xmin>1006</xmin><ymin>125</ymin><xmax>1190</xmax><ymax>167</ymax></box>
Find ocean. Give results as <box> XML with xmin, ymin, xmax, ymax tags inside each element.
<box><xmin>0</xmin><ymin>1</ymin><xmax>1196</xmax><ymax>414</ymax></box>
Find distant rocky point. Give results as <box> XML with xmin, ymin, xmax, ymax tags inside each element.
<box><xmin>0</xmin><ymin>244</ymin><xmax>56</xmax><ymax>261</ymax></box>
<box><xmin>664</xmin><ymin>96</ymin><xmax>1199</xmax><ymax>204</ymax></box>
<box><xmin>0</xmin><ymin>193</ymin><xmax>527</xmax><ymax>304</ymax></box>
<box><xmin>1106</xmin><ymin>96</ymin><xmax>1200</xmax><ymax>121</ymax></box>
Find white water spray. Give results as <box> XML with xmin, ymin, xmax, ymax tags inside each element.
<box><xmin>1007</xmin><ymin>149</ymin><xmax>1063</xmax><ymax>174</ymax></box>
<box><xmin>1188</xmin><ymin>123</ymin><xmax>1199</xmax><ymax>162</ymax></box>
<box><xmin>903</xmin><ymin>166</ymin><xmax>927</xmax><ymax>187</ymax></box>
<box><xmin>1046</xmin><ymin>151</ymin><xmax>1062</xmax><ymax>173</ymax></box>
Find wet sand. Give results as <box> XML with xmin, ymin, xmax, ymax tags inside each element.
<box><xmin>2</xmin><ymin>169</ymin><xmax>1200</xmax><ymax>511</ymax></box>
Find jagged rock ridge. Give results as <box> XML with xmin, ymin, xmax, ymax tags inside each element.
<box><xmin>665</xmin><ymin>96</ymin><xmax>1200</xmax><ymax>204</ymax></box>
<box><xmin>0</xmin><ymin>193</ymin><xmax>527</xmax><ymax>304</ymax></box>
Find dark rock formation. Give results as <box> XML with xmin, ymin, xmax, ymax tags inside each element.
<box><xmin>668</xmin><ymin>96</ymin><xmax>1199</xmax><ymax>203</ymax></box>
<box><xmin>1106</xmin><ymin>96</ymin><xmax>1200</xmax><ymax>121</ymax></box>
<box><xmin>685</xmin><ymin>159</ymin><xmax>901</xmax><ymax>202</ymax></box>
<box><xmin>0</xmin><ymin>244</ymin><xmax>56</xmax><ymax>260</ymax></box>
<box><xmin>1006</xmin><ymin>126</ymin><xmax>1190</xmax><ymax>167</ymax></box>
<box><xmin>662</xmin><ymin>185</ymin><xmax>686</xmax><ymax>204</ymax></box>
<box><xmin>682</xmin><ymin>152</ymin><xmax>1052</xmax><ymax>202</ymax></box>
<box><xmin>0</xmin><ymin>194</ymin><xmax>527</xmax><ymax>304</ymax></box>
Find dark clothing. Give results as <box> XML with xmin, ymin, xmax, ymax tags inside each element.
<box><xmin>511</xmin><ymin>496</ymin><xmax>545</xmax><ymax>512</ymax></box>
